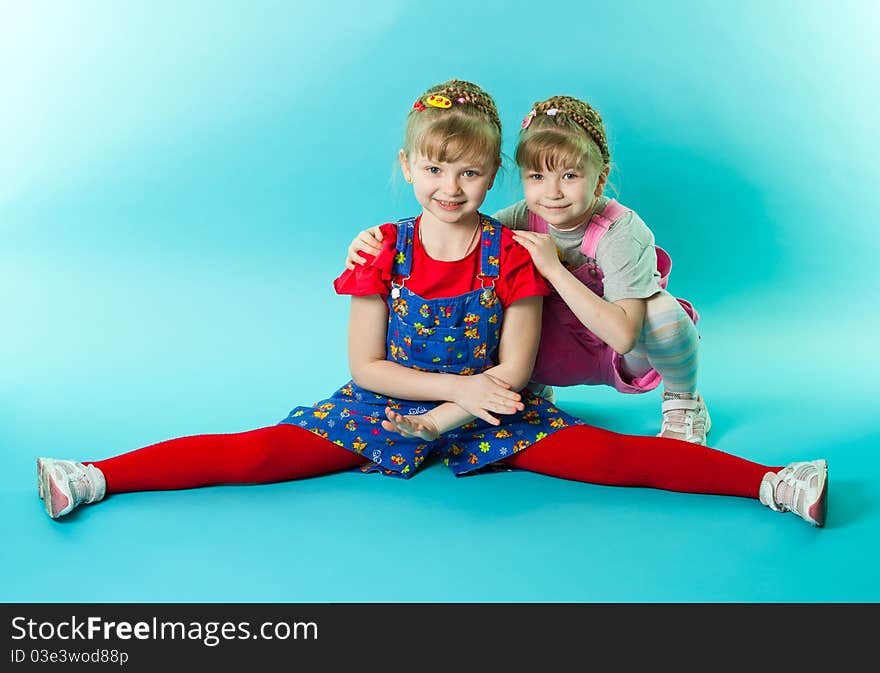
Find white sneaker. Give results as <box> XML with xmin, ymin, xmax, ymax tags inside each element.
<box><xmin>39</xmin><ymin>458</ymin><xmax>106</xmax><ymax>519</ymax></box>
<box><xmin>657</xmin><ymin>392</ymin><xmax>711</xmax><ymax>444</ymax></box>
<box><xmin>526</xmin><ymin>382</ymin><xmax>556</xmax><ymax>404</ymax></box>
<box><xmin>759</xmin><ymin>459</ymin><xmax>828</xmax><ymax>527</ymax></box>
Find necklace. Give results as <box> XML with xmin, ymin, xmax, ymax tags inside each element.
<box><xmin>419</xmin><ymin>217</ymin><xmax>482</xmax><ymax>261</ymax></box>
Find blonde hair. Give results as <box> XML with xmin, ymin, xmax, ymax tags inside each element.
<box><xmin>403</xmin><ymin>79</ymin><xmax>502</xmax><ymax>166</ymax></box>
<box><xmin>516</xmin><ymin>95</ymin><xmax>610</xmax><ymax>174</ymax></box>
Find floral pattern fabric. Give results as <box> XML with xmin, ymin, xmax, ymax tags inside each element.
<box><xmin>278</xmin><ymin>214</ymin><xmax>586</xmax><ymax>478</ymax></box>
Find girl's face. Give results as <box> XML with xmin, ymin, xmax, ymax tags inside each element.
<box><xmin>521</xmin><ymin>163</ymin><xmax>607</xmax><ymax>230</ymax></box>
<box><xmin>400</xmin><ymin>150</ymin><xmax>498</xmax><ymax>227</ymax></box>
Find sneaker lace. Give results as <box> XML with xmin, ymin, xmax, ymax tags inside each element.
<box><xmin>661</xmin><ymin>407</ymin><xmax>693</xmax><ymax>433</ymax></box>
<box><xmin>775</xmin><ymin>464</ymin><xmax>819</xmax><ymax>514</ymax></box>
<box><xmin>61</xmin><ymin>463</ymin><xmax>98</xmax><ymax>505</ymax></box>
<box><xmin>661</xmin><ymin>403</ymin><xmax>705</xmax><ymax>434</ymax></box>
<box><xmin>69</xmin><ymin>470</ymin><xmax>94</xmax><ymax>505</ymax></box>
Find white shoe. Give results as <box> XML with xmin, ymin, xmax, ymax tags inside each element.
<box><xmin>39</xmin><ymin>458</ymin><xmax>106</xmax><ymax>519</ymax></box>
<box><xmin>657</xmin><ymin>392</ymin><xmax>711</xmax><ymax>444</ymax></box>
<box><xmin>759</xmin><ymin>459</ymin><xmax>827</xmax><ymax>527</ymax></box>
<box><xmin>527</xmin><ymin>382</ymin><xmax>556</xmax><ymax>404</ymax></box>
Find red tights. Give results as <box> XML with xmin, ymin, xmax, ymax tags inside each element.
<box><xmin>91</xmin><ymin>424</ymin><xmax>778</xmax><ymax>500</ymax></box>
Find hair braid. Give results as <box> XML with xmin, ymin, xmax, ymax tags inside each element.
<box><xmin>404</xmin><ymin>79</ymin><xmax>502</xmax><ymax>166</ymax></box>
<box><xmin>532</xmin><ymin>95</ymin><xmax>610</xmax><ymax>164</ymax></box>
<box><xmin>418</xmin><ymin>79</ymin><xmax>502</xmax><ymax>134</ymax></box>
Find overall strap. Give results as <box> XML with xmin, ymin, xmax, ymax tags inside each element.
<box><xmin>580</xmin><ymin>199</ymin><xmax>630</xmax><ymax>258</ymax></box>
<box><xmin>392</xmin><ymin>217</ymin><xmax>417</xmax><ymax>279</ymax></box>
<box><xmin>477</xmin><ymin>215</ymin><xmax>502</xmax><ymax>285</ymax></box>
<box><xmin>527</xmin><ymin>209</ymin><xmax>550</xmax><ymax>234</ymax></box>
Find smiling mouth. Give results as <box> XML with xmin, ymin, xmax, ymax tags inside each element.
<box><xmin>434</xmin><ymin>199</ymin><xmax>465</xmax><ymax>210</ymax></box>
<box><xmin>541</xmin><ymin>204</ymin><xmax>569</xmax><ymax>210</ymax></box>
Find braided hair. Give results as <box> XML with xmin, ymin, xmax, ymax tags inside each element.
<box><xmin>516</xmin><ymin>95</ymin><xmax>610</xmax><ymax>174</ymax></box>
<box><xmin>404</xmin><ymin>79</ymin><xmax>502</xmax><ymax>166</ymax></box>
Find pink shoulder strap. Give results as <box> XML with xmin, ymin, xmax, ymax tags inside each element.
<box><xmin>580</xmin><ymin>199</ymin><xmax>630</xmax><ymax>258</ymax></box>
<box><xmin>527</xmin><ymin>209</ymin><xmax>550</xmax><ymax>233</ymax></box>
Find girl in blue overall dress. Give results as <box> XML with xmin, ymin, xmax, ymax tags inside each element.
<box><xmin>278</xmin><ymin>215</ymin><xmax>586</xmax><ymax>478</ymax></box>
<box><xmin>36</xmin><ymin>79</ymin><xmax>827</xmax><ymax>528</ymax></box>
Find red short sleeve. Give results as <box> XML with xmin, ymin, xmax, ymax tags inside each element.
<box><xmin>332</xmin><ymin>223</ymin><xmax>399</xmax><ymax>298</ymax></box>
<box><xmin>495</xmin><ymin>227</ymin><xmax>551</xmax><ymax>306</ymax></box>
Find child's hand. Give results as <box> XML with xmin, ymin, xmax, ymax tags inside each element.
<box><xmin>382</xmin><ymin>407</ymin><xmax>440</xmax><ymax>441</ymax></box>
<box><xmin>346</xmin><ymin>226</ymin><xmax>385</xmax><ymax>269</ymax></box>
<box><xmin>511</xmin><ymin>231</ymin><xmax>564</xmax><ymax>279</ymax></box>
<box><xmin>452</xmin><ymin>373</ymin><xmax>524</xmax><ymax>426</ymax></box>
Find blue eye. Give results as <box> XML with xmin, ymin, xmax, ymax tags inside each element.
<box><xmin>563</xmin><ymin>172</ymin><xmax>578</xmax><ymax>180</ymax></box>
<box><xmin>528</xmin><ymin>174</ymin><xmax>544</xmax><ymax>181</ymax></box>
<box><xmin>463</xmin><ymin>170</ymin><xmax>479</xmax><ymax>178</ymax></box>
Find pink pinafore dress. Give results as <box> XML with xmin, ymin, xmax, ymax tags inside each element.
<box><xmin>529</xmin><ymin>199</ymin><xmax>699</xmax><ymax>393</ymax></box>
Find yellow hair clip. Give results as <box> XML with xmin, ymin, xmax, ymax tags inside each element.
<box><xmin>426</xmin><ymin>94</ymin><xmax>452</xmax><ymax>109</ymax></box>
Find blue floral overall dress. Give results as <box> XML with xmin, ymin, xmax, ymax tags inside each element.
<box><xmin>278</xmin><ymin>214</ymin><xmax>586</xmax><ymax>478</ymax></box>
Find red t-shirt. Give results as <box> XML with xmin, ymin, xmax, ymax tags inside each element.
<box><xmin>333</xmin><ymin>219</ymin><xmax>549</xmax><ymax>306</ymax></box>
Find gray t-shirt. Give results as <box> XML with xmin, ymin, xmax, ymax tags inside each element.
<box><xmin>492</xmin><ymin>198</ymin><xmax>662</xmax><ymax>303</ymax></box>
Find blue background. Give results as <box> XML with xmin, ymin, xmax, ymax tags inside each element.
<box><xmin>2</xmin><ymin>0</ymin><xmax>878</xmax><ymax>602</ymax></box>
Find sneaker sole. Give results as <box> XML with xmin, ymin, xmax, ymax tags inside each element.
<box><xmin>42</xmin><ymin>463</ymin><xmax>72</xmax><ymax>519</ymax></box>
<box><xmin>807</xmin><ymin>460</ymin><xmax>828</xmax><ymax>527</ymax></box>
<box><xmin>37</xmin><ymin>458</ymin><xmax>45</xmax><ymax>500</ymax></box>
